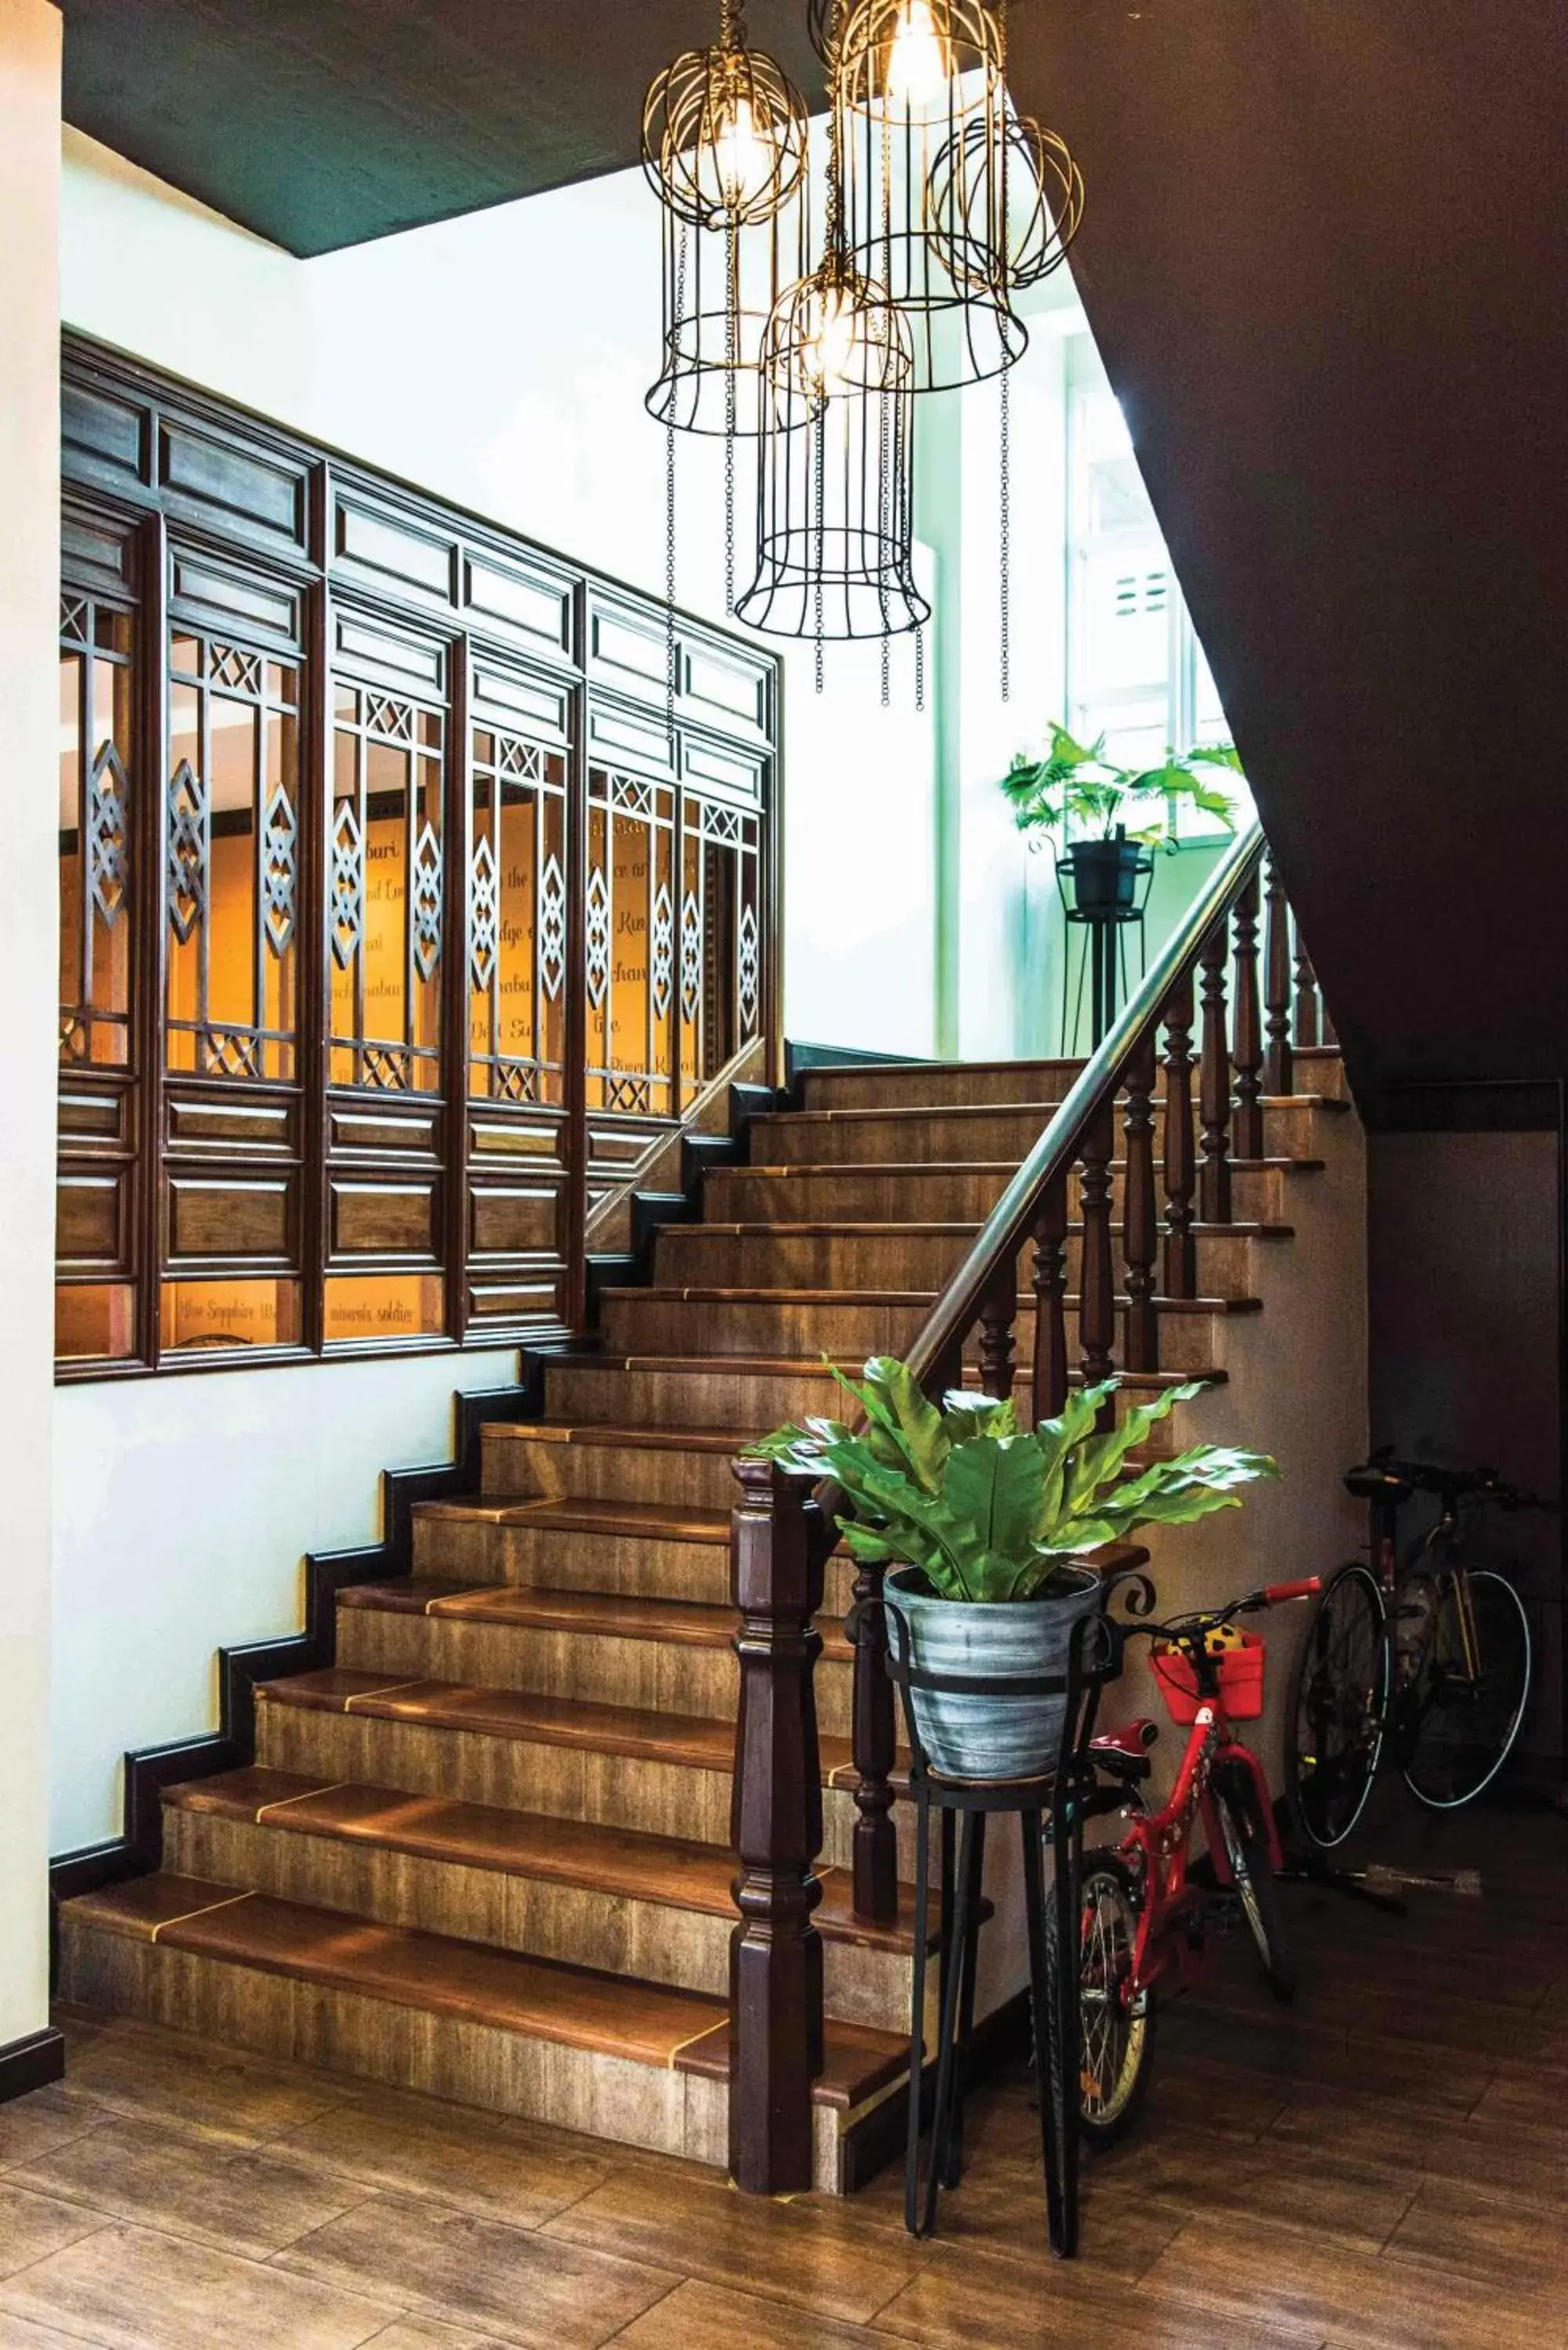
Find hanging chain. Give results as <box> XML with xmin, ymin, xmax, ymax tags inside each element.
<box><xmin>915</xmin><ymin>620</ymin><xmax>926</xmax><ymax>714</ymax></box>
<box><xmin>724</xmin><ymin>222</ymin><xmax>739</xmax><ymax>616</ymax></box>
<box><xmin>999</xmin><ymin>359</ymin><xmax>1012</xmax><ymax>703</ymax></box>
<box><xmin>813</xmin><ymin>407</ymin><xmax>826</xmax><ymax>693</ymax></box>
<box><xmin>667</xmin><ymin>223</ymin><xmax>688</xmax><ymax>739</ymax></box>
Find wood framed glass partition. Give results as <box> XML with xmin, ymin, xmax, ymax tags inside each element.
<box><xmin>54</xmin><ymin>335</ymin><xmax>782</xmax><ymax>1380</ymax></box>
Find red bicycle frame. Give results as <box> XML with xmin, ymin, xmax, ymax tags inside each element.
<box><xmin>1108</xmin><ymin>1578</ymin><xmax>1317</xmax><ymax>1994</ymax></box>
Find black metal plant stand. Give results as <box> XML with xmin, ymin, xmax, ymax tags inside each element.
<box><xmin>886</xmin><ymin>1605</ymin><xmax>1123</xmax><ymax>2258</ymax></box>
<box><xmin>1057</xmin><ymin>849</ymin><xmax>1155</xmax><ymax>1054</ymax></box>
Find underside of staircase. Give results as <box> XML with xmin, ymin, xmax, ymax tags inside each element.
<box><xmin>59</xmin><ymin>1043</ymin><xmax>1351</xmax><ymax>2189</ymax></box>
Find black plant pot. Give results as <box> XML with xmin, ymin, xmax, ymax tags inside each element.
<box><xmin>1064</xmin><ymin>832</ymin><xmax>1143</xmax><ymax>915</ymax></box>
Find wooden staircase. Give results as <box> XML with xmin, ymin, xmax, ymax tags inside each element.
<box><xmin>59</xmin><ymin>1038</ymin><xmax>1352</xmax><ymax>2189</ymax></box>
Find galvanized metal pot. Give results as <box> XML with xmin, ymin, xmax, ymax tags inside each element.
<box><xmin>884</xmin><ymin>1564</ymin><xmax>1104</xmax><ymax>1781</ymax></box>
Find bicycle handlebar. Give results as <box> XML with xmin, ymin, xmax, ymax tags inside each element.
<box><xmin>1362</xmin><ymin>1446</ymin><xmax>1559</xmax><ymax>1513</ymax></box>
<box><xmin>1115</xmin><ymin>1575</ymin><xmax>1321</xmax><ymax>1652</ymax></box>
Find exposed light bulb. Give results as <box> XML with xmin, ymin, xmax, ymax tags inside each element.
<box><xmin>801</xmin><ymin>284</ymin><xmax>862</xmax><ymax>401</ymax></box>
<box><xmin>886</xmin><ymin>0</ymin><xmax>949</xmax><ymax>110</ymax></box>
<box><xmin>707</xmin><ymin>89</ymin><xmax>773</xmax><ymax>214</ymax></box>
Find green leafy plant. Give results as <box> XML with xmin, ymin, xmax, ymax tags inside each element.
<box><xmin>750</xmin><ymin>1355</ymin><xmax>1278</xmax><ymax>1605</ymax></box>
<box><xmin>999</xmin><ymin>724</ymin><xmax>1244</xmax><ymax>855</ymax></box>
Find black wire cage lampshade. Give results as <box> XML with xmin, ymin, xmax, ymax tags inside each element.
<box><xmin>640</xmin><ymin>5</ymin><xmax>811</xmax><ymax>438</ymax></box>
<box><xmin>735</xmin><ymin>252</ymin><xmax>929</xmax><ymax>645</ymax></box>
<box><xmin>835</xmin><ymin>0</ymin><xmax>1026</xmax><ymax>394</ymax></box>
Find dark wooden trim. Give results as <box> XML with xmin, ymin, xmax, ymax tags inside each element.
<box><xmin>0</xmin><ymin>2028</ymin><xmax>66</xmax><ymax>2107</ymax></box>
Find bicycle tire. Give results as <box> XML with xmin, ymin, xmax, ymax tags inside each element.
<box><xmin>1212</xmin><ymin>1776</ymin><xmax>1296</xmax><ymax>2002</ymax></box>
<box><xmin>1284</xmin><ymin>1561</ymin><xmax>1388</xmax><ymax>1850</ymax></box>
<box><xmin>1401</xmin><ymin>1564</ymin><xmax>1532</xmax><ymax>1810</ymax></box>
<box><xmin>1046</xmin><ymin>1852</ymin><xmax>1154</xmax><ymax>2149</ymax></box>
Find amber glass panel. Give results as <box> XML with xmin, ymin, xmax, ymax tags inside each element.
<box><xmin>586</xmin><ymin>772</ymin><xmax>674</xmax><ymax>1115</ymax></box>
<box><xmin>323</xmin><ymin>1272</ymin><xmax>445</xmax><ymax>1345</ymax></box>
<box><xmin>158</xmin><ymin>1278</ymin><xmax>303</xmax><ymax>1353</ymax></box>
<box><xmin>58</xmin><ymin>602</ymin><xmax>134</xmax><ymax>1068</ymax></box>
<box><xmin>468</xmin><ymin>729</ymin><xmax>568</xmax><ymax>1107</ymax></box>
<box><xmin>331</xmin><ymin>689</ymin><xmax>445</xmax><ymax>1094</ymax></box>
<box><xmin>55</xmin><ymin>1283</ymin><xmax>138</xmax><ymax>1362</ymax></box>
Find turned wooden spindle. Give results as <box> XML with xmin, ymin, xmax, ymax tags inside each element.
<box><xmin>1077</xmin><ymin>1099</ymin><xmax>1117</xmax><ymax>1397</ymax></box>
<box><xmin>977</xmin><ymin>1260</ymin><xmax>1017</xmax><ymax>1401</ymax></box>
<box><xmin>1294</xmin><ymin>933</ymin><xmax>1321</xmax><ymax>1048</ymax></box>
<box><xmin>1161</xmin><ymin>968</ymin><xmax>1198</xmax><ymax>1301</ymax></box>
<box><xmin>847</xmin><ymin>1549</ymin><xmax>898</xmax><ymax>1927</ymax></box>
<box><xmin>1230</xmin><ymin>870</ymin><xmax>1264</xmax><ymax>1160</ymax></box>
<box><xmin>1198</xmin><ymin>917</ymin><xmax>1234</xmax><ymax>1226</ymax></box>
<box><xmin>1031</xmin><ymin>1170</ymin><xmax>1070</xmax><ymax>1419</ymax></box>
<box><xmin>1263</xmin><ymin>851</ymin><xmax>1295</xmax><ymax>1097</ymax></box>
<box><xmin>1121</xmin><ymin>1030</ymin><xmax>1159</xmax><ymax>1372</ymax></box>
<box><xmin>729</xmin><ymin>1457</ymin><xmax>826</xmax><ymax>2194</ymax></box>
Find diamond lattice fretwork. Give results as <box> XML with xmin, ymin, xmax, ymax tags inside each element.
<box><xmin>540</xmin><ymin>854</ymin><xmax>567</xmax><ymax>1003</ymax></box>
<box><xmin>412</xmin><ymin>822</ymin><xmax>443</xmax><ymax>981</ymax></box>
<box><xmin>331</xmin><ymin>801</ymin><xmax>363</xmax><ymax>971</ymax></box>
<box><xmin>469</xmin><ymin>833</ymin><xmax>498</xmax><ymax>992</ymax></box>
<box><xmin>262</xmin><ymin>784</ymin><xmax>298</xmax><ymax>957</ymax></box>
<box><xmin>738</xmin><ymin>902</ymin><xmax>760</xmax><ymax>1035</ymax></box>
<box><xmin>585</xmin><ymin>866</ymin><xmax>610</xmax><ymax>1010</ymax></box>
<box><xmin>652</xmin><ymin>882</ymin><xmax>674</xmax><ymax>1021</ymax></box>
<box><xmin>681</xmin><ymin>889</ymin><xmax>703</xmax><ymax>1025</ymax></box>
<box><xmin>88</xmin><ymin>742</ymin><xmax>130</xmax><ymax>928</ymax></box>
<box><xmin>166</xmin><ymin>759</ymin><xmax>207</xmax><ymax>945</ymax></box>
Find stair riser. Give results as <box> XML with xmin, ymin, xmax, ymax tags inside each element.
<box><xmin>481</xmin><ymin>1433</ymin><xmax>740</xmax><ymax>1512</ymax></box>
<box><xmin>163</xmin><ymin>1810</ymin><xmax>909</xmax><ymax>2033</ymax></box>
<box><xmin>750</xmin><ymin>1097</ymin><xmax>1336</xmax><ymax>1166</ymax></box>
<box><xmin>654</xmin><ymin>1226</ymin><xmax>1267</xmax><ymax>1297</ymax></box>
<box><xmin>414</xmin><ymin>1511</ymin><xmax>734</xmax><ymax>1603</ymax></box>
<box><xmin>797</xmin><ymin>1048</ymin><xmax>1346</xmax><ymax>1114</ymax></box>
<box><xmin>56</xmin><ymin>1927</ymin><xmax>735</xmax><ymax>2169</ymax></box>
<box><xmin>597</xmin><ymin>1292</ymin><xmax>1236</xmax><ymax>1375</ymax></box>
<box><xmin>600</xmin><ymin>1292</ymin><xmax>928</xmax><ymax>1360</ymax></box>
<box><xmin>335</xmin><ymin>1606</ymin><xmax>855</xmax><ymax>1737</ymax></box>
<box><xmin>710</xmin><ymin>1162</ymin><xmax>1292</xmax><ymax>1226</ymax></box>
<box><xmin>544</xmin><ymin>1361</ymin><xmax>853</xmax><ymax>1434</ymax></box>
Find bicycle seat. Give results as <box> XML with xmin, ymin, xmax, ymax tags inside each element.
<box><xmin>1090</xmin><ymin>1719</ymin><xmax>1158</xmax><ymax>1782</ymax></box>
<box><xmin>1344</xmin><ymin>1463</ymin><xmax>1414</xmax><ymax>1505</ymax></box>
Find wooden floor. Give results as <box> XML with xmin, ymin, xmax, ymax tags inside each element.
<box><xmin>9</xmin><ymin>1795</ymin><xmax>1567</xmax><ymax>2349</ymax></box>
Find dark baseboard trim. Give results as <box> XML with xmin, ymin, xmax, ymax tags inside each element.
<box><xmin>838</xmin><ymin>1985</ymin><xmax>1031</xmax><ymax>2193</ymax></box>
<box><xmin>0</xmin><ymin>2026</ymin><xmax>66</xmax><ymax>2106</ymax></box>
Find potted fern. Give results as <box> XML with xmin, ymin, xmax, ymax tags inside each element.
<box><xmin>999</xmin><ymin>725</ymin><xmax>1244</xmax><ymax>916</ymax></box>
<box><xmin>753</xmin><ymin>1357</ymin><xmax>1277</xmax><ymax>1781</ymax></box>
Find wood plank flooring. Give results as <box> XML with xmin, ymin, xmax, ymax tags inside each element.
<box><xmin>14</xmin><ymin>1793</ymin><xmax>1567</xmax><ymax>2348</ymax></box>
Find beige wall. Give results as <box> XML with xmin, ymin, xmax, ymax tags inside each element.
<box><xmin>0</xmin><ymin>0</ymin><xmax>61</xmax><ymax>2052</ymax></box>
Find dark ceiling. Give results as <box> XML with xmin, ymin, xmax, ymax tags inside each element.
<box><xmin>60</xmin><ymin>1</ymin><xmax>829</xmax><ymax>256</ymax></box>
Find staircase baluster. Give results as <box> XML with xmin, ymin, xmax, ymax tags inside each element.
<box><xmin>1162</xmin><ymin>969</ymin><xmax>1198</xmax><ymax>1301</ymax></box>
<box><xmin>1031</xmin><ymin>1170</ymin><xmax>1070</xmax><ymax>1419</ymax></box>
<box><xmin>1231</xmin><ymin>869</ymin><xmax>1264</xmax><ymax>1160</ymax></box>
<box><xmin>729</xmin><ymin>1458</ymin><xmax>826</xmax><ymax>2194</ymax></box>
<box><xmin>1121</xmin><ymin>1030</ymin><xmax>1158</xmax><ymax>1372</ymax></box>
<box><xmin>1078</xmin><ymin>1100</ymin><xmax>1117</xmax><ymax>1404</ymax></box>
<box><xmin>977</xmin><ymin>1260</ymin><xmax>1017</xmax><ymax>1401</ymax></box>
<box><xmin>848</xmin><ymin>1555</ymin><xmax>898</xmax><ymax>1928</ymax></box>
<box><xmin>1294</xmin><ymin>930</ymin><xmax>1321</xmax><ymax>1047</ymax></box>
<box><xmin>1263</xmin><ymin>851</ymin><xmax>1294</xmax><ymax>1097</ymax></box>
<box><xmin>1198</xmin><ymin>918</ymin><xmax>1234</xmax><ymax>1224</ymax></box>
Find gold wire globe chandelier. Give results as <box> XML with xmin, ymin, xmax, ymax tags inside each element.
<box><xmin>641</xmin><ymin>0</ymin><xmax>1085</xmax><ymax>702</ymax></box>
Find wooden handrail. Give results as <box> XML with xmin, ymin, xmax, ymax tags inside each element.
<box><xmin>905</xmin><ymin>824</ymin><xmax>1266</xmax><ymax>1397</ymax></box>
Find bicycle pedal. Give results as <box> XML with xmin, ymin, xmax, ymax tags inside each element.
<box><xmin>1208</xmin><ymin>1893</ymin><xmax>1244</xmax><ymax>1934</ymax></box>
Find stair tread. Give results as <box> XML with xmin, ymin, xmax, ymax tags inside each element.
<box><xmin>728</xmin><ymin>1155</ymin><xmax>1327</xmax><ymax>1177</ymax></box>
<box><xmin>164</xmin><ymin>1768</ymin><xmax>923</xmax><ymax>1950</ymax></box>
<box><xmin>480</xmin><ymin>1421</ymin><xmax>753</xmax><ymax>1453</ymax></box>
<box><xmin>559</xmin><ymin>1354</ymin><xmax>1223</xmax><ymax>1390</ymax></box>
<box><xmin>338</xmin><ymin>1580</ymin><xmax>854</xmax><ymax>1661</ymax></box>
<box><xmin>666</xmin><ymin>1218</ymin><xmax>1295</xmax><ymax>1240</ymax></box>
<box><xmin>67</xmin><ymin>1874</ymin><xmax>906</xmax><ymax>2099</ymax></box>
<box><xmin>415</xmin><ymin>1495</ymin><xmax>730</xmax><ymax>1543</ymax></box>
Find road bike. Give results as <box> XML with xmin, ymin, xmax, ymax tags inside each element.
<box><xmin>1057</xmin><ymin>1575</ymin><xmax>1321</xmax><ymax>2144</ymax></box>
<box><xmin>1284</xmin><ymin>1452</ymin><xmax>1547</xmax><ymax>1849</ymax></box>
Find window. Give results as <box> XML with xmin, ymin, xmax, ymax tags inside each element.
<box><xmin>1065</xmin><ymin>335</ymin><xmax>1252</xmax><ymax>834</ymax></box>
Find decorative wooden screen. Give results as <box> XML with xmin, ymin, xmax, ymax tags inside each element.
<box><xmin>54</xmin><ymin>335</ymin><xmax>781</xmax><ymax>1379</ymax></box>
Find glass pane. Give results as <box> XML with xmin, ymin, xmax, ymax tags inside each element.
<box><xmin>56</xmin><ymin>1282</ymin><xmax>138</xmax><ymax>1361</ymax></box>
<box><xmin>159</xmin><ymin>1278</ymin><xmax>302</xmax><ymax>1353</ymax></box>
<box><xmin>58</xmin><ymin>650</ymin><xmax>83</xmax><ymax>1026</ymax></box>
<box><xmin>208</xmin><ymin>693</ymin><xmax>259</xmax><ymax>1032</ymax></box>
<box><xmin>323</xmin><ymin>1272</ymin><xmax>444</xmax><ymax>1345</ymax></box>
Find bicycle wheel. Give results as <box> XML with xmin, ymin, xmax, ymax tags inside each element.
<box><xmin>1046</xmin><ymin>1853</ymin><xmax>1154</xmax><ymax>2148</ymax></box>
<box><xmin>1401</xmin><ymin>1565</ymin><xmax>1532</xmax><ymax>1809</ymax></box>
<box><xmin>1284</xmin><ymin>1562</ymin><xmax>1388</xmax><ymax>1849</ymax></box>
<box><xmin>1212</xmin><ymin>1776</ymin><xmax>1297</xmax><ymax>2002</ymax></box>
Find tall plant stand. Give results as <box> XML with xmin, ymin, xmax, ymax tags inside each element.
<box><xmin>1057</xmin><ymin>849</ymin><xmax>1155</xmax><ymax>1054</ymax></box>
<box><xmin>886</xmin><ymin>1607</ymin><xmax>1122</xmax><ymax>2258</ymax></box>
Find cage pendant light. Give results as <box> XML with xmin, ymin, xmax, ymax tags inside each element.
<box><xmin>735</xmin><ymin>5</ymin><xmax>928</xmax><ymax>653</ymax></box>
<box><xmin>836</xmin><ymin>0</ymin><xmax>1025</xmax><ymax>395</ymax></box>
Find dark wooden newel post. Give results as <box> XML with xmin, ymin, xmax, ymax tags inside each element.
<box><xmin>729</xmin><ymin>1457</ymin><xmax>826</xmax><ymax>2195</ymax></box>
<box><xmin>1031</xmin><ymin>1169</ymin><xmax>1070</xmax><ymax>1417</ymax></box>
<box><xmin>1263</xmin><ymin>851</ymin><xmax>1295</xmax><ymax>1098</ymax></box>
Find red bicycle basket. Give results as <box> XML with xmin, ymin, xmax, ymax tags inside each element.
<box><xmin>1154</xmin><ymin>1632</ymin><xmax>1266</xmax><ymax>1725</ymax></box>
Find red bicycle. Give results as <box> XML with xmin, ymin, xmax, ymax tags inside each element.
<box><xmin>1057</xmin><ymin>1576</ymin><xmax>1321</xmax><ymax>2142</ymax></box>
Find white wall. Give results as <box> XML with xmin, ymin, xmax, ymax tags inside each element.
<box><xmin>0</xmin><ymin>0</ymin><xmax>62</xmax><ymax>2051</ymax></box>
<box><xmin>52</xmin><ymin>130</ymin><xmax>939</xmax><ymax>1849</ymax></box>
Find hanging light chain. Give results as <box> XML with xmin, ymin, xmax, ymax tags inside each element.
<box><xmin>999</xmin><ymin>357</ymin><xmax>1011</xmax><ymax>703</ymax></box>
<box><xmin>724</xmin><ymin>222</ymin><xmax>739</xmax><ymax>615</ymax></box>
